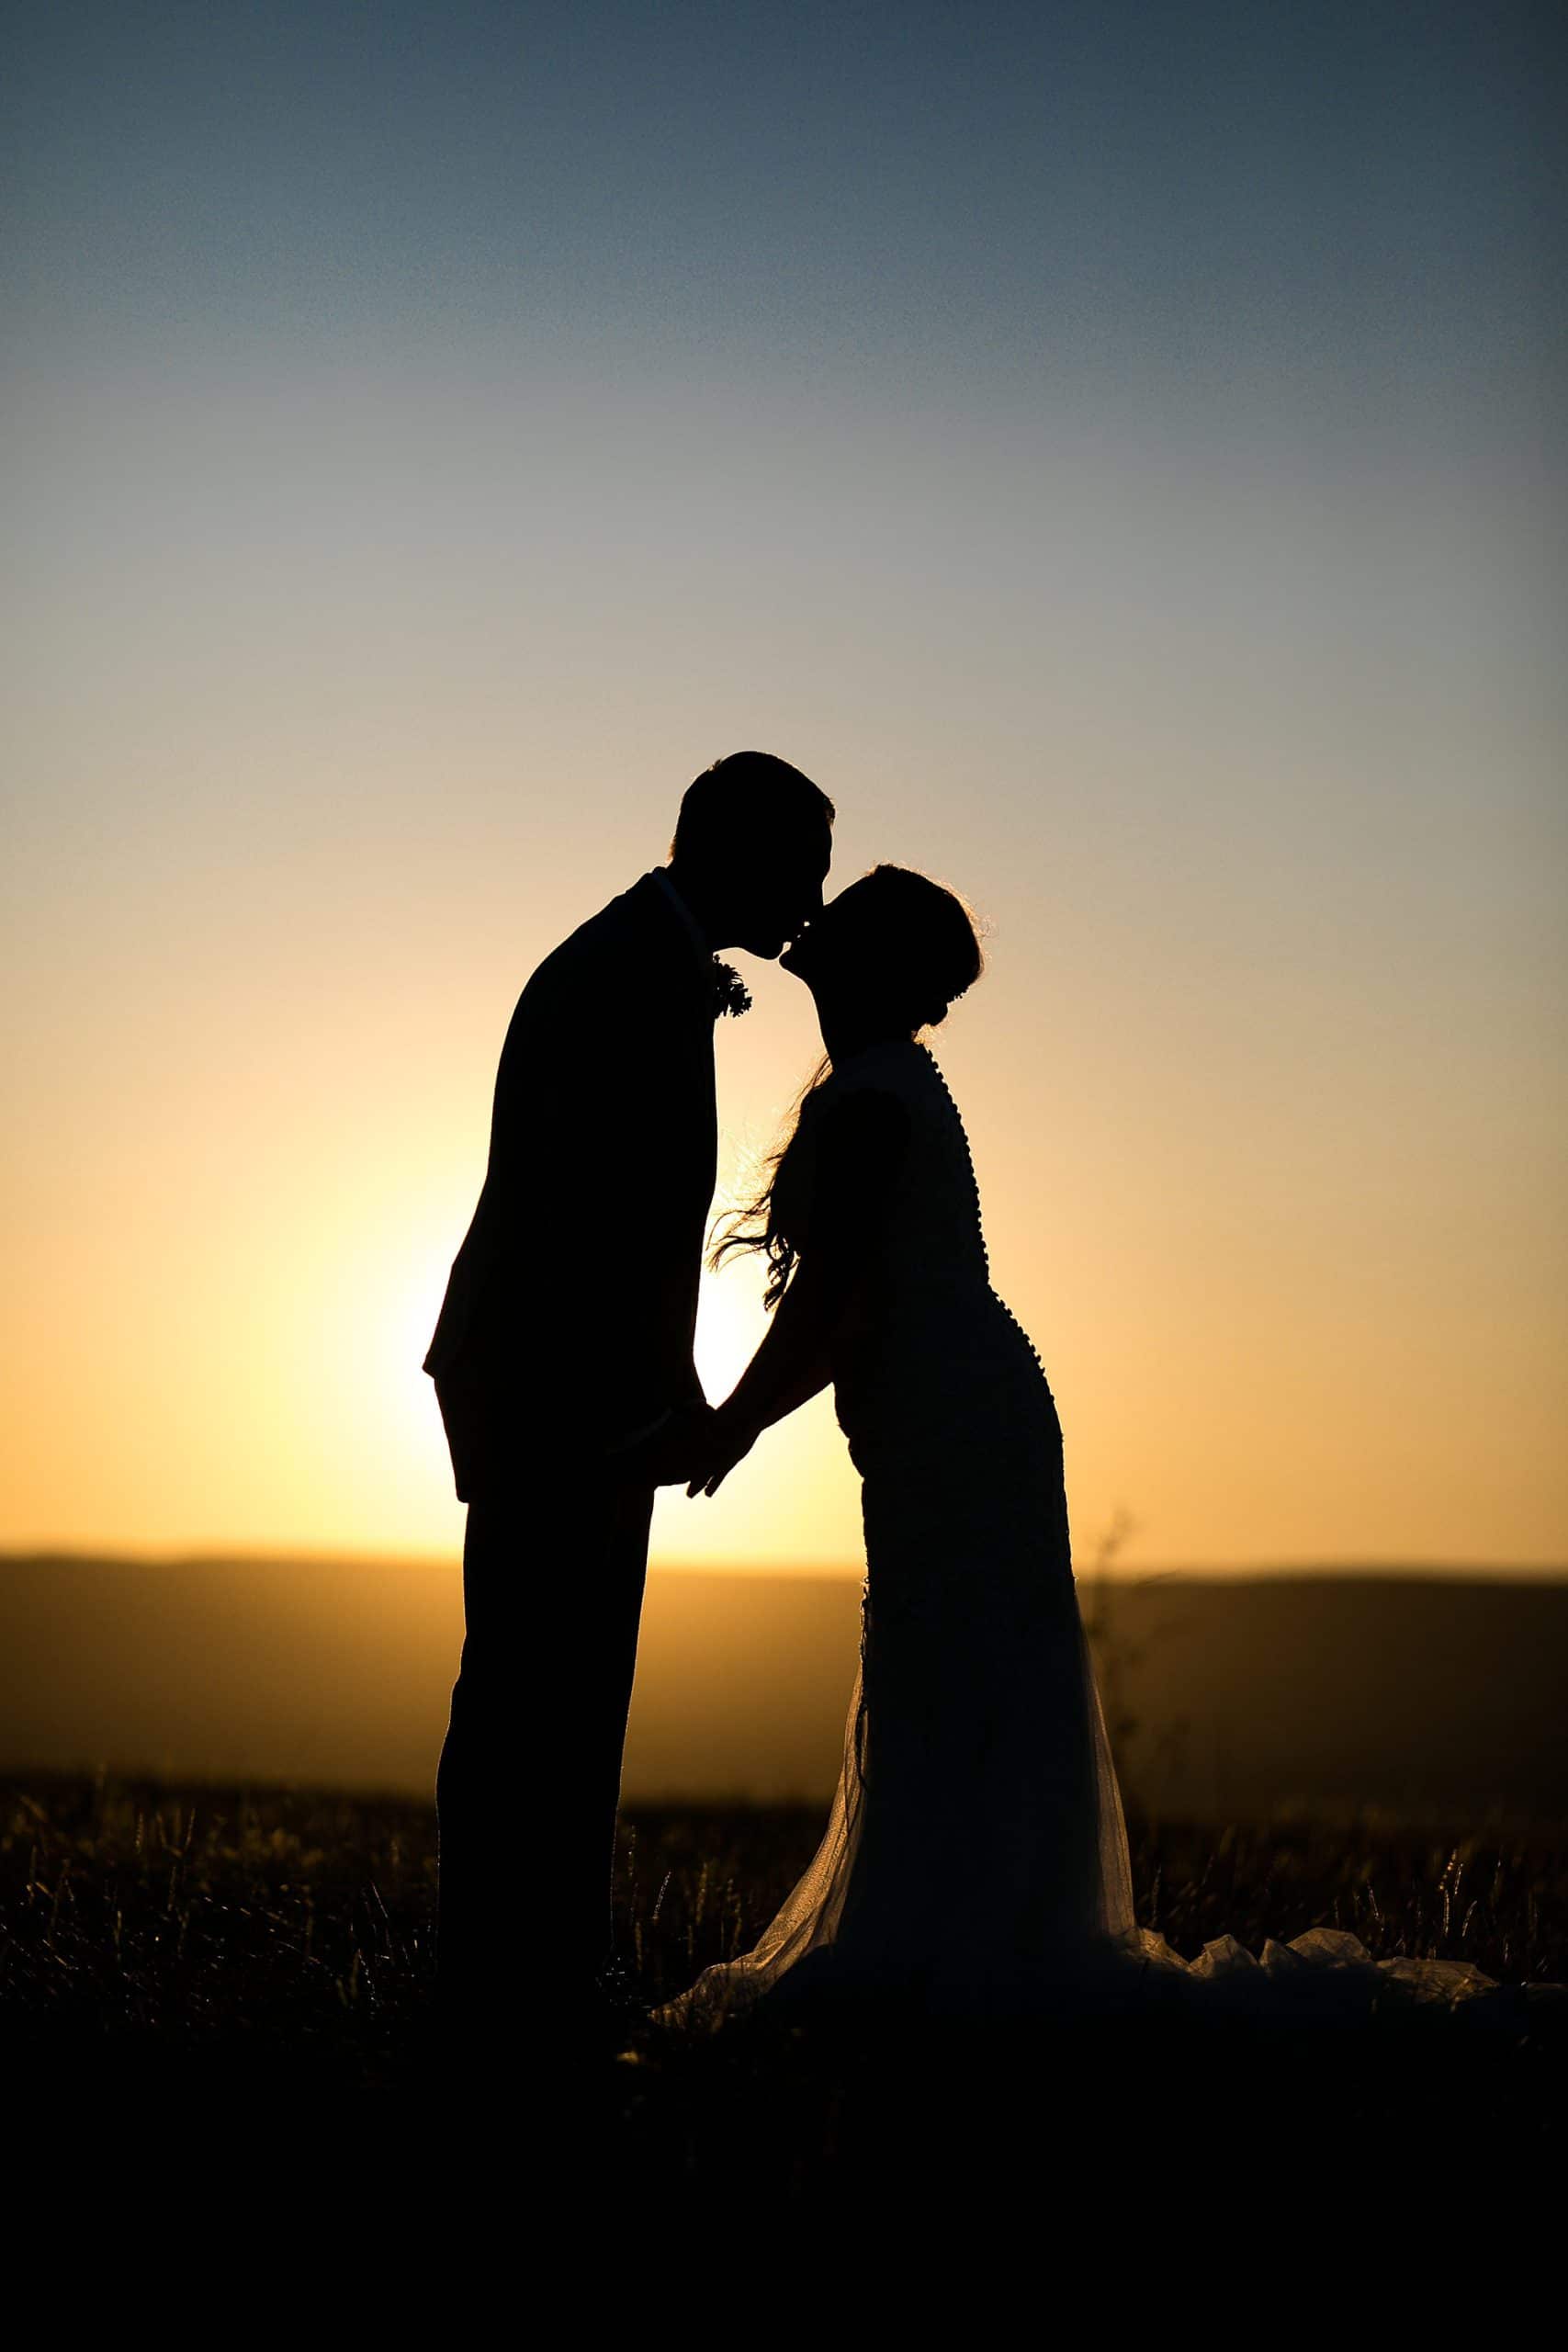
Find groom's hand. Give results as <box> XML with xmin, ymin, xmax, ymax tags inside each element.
<box><xmin>687</xmin><ymin>1405</ymin><xmax>759</xmax><ymax>1498</ymax></box>
<box><xmin>615</xmin><ymin>1399</ymin><xmax>717</xmax><ymax>1487</ymax></box>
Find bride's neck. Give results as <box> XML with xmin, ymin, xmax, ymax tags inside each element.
<box><xmin>818</xmin><ymin>1004</ymin><xmax>913</xmax><ymax>1064</ymax></box>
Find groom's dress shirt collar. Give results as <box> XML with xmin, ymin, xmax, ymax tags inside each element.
<box><xmin>650</xmin><ymin>866</ymin><xmax>711</xmax><ymax>965</ymax></box>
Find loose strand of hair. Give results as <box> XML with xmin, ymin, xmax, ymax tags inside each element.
<box><xmin>706</xmin><ymin>1054</ymin><xmax>832</xmax><ymax>1309</ymax></box>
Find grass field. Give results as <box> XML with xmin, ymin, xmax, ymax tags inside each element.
<box><xmin>4</xmin><ymin>1772</ymin><xmax>1562</xmax><ymax>2218</ymax></box>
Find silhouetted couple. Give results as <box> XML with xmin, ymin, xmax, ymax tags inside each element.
<box><xmin>423</xmin><ymin>746</ymin><xmax>1124</xmax><ymax>2049</ymax></box>
<box><xmin>423</xmin><ymin>751</ymin><xmax>1492</xmax><ymax>2049</ymax></box>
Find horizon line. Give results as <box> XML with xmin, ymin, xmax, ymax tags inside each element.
<box><xmin>4</xmin><ymin>1544</ymin><xmax>1567</xmax><ymax>1585</ymax></box>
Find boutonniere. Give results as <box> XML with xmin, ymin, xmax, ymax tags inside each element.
<box><xmin>711</xmin><ymin>959</ymin><xmax>752</xmax><ymax>1019</ymax></box>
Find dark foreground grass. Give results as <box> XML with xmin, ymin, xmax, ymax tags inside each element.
<box><xmin>2</xmin><ymin>1776</ymin><xmax>1562</xmax><ymax>2211</ymax></box>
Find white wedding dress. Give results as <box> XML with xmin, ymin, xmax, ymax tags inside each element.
<box><xmin>671</xmin><ymin>1042</ymin><xmax>1500</xmax><ymax>2025</ymax></box>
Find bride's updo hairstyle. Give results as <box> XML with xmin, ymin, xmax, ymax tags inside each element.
<box><xmin>844</xmin><ymin>864</ymin><xmax>984</xmax><ymax>1035</ymax></box>
<box><xmin>713</xmin><ymin>865</ymin><xmax>984</xmax><ymax>1306</ymax></box>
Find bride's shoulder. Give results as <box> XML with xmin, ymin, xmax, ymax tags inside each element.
<box><xmin>823</xmin><ymin>1039</ymin><xmax>926</xmax><ymax>1098</ymax></box>
<box><xmin>812</xmin><ymin>1045</ymin><xmax>924</xmax><ymax>1169</ymax></box>
<box><xmin>825</xmin><ymin>1045</ymin><xmax>948</xmax><ymax>1136</ymax></box>
<box><xmin>810</xmin><ymin>1080</ymin><xmax>912</xmax><ymax>1199</ymax></box>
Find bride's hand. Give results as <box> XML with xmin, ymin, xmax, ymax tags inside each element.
<box><xmin>687</xmin><ymin>1407</ymin><xmax>759</xmax><ymax>1498</ymax></box>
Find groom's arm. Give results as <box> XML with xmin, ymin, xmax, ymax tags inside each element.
<box><xmin>503</xmin><ymin>933</ymin><xmax>709</xmax><ymax>1462</ymax></box>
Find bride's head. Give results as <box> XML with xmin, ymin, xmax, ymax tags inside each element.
<box><xmin>715</xmin><ymin>868</ymin><xmax>984</xmax><ymax>1307</ymax></box>
<box><xmin>781</xmin><ymin>865</ymin><xmax>983</xmax><ymax>1047</ymax></box>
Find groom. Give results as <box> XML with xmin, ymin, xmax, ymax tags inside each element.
<box><xmin>423</xmin><ymin>751</ymin><xmax>834</xmax><ymax>2041</ymax></box>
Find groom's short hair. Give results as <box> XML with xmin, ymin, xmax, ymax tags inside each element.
<box><xmin>671</xmin><ymin>752</ymin><xmax>834</xmax><ymax>862</ymax></box>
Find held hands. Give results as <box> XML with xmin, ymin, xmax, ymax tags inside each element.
<box><xmin>615</xmin><ymin>1398</ymin><xmax>718</xmax><ymax>1488</ymax></box>
<box><xmin>610</xmin><ymin>1396</ymin><xmax>754</xmax><ymax>1494</ymax></box>
<box><xmin>687</xmin><ymin>1403</ymin><xmax>760</xmax><ymax>1498</ymax></box>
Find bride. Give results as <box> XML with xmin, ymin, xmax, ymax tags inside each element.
<box><xmin>673</xmin><ymin>865</ymin><xmax>1496</xmax><ymax>2023</ymax></box>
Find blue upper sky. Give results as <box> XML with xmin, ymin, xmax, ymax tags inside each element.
<box><xmin>7</xmin><ymin>1</ymin><xmax>1561</xmax><ymax>435</ymax></box>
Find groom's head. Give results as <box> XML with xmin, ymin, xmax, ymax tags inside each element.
<box><xmin>670</xmin><ymin>752</ymin><xmax>834</xmax><ymax>958</ymax></box>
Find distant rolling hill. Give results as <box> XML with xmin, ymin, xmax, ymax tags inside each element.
<box><xmin>1</xmin><ymin>1554</ymin><xmax>1564</xmax><ymax>1821</ymax></box>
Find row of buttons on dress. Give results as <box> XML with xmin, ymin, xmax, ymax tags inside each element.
<box><xmin>919</xmin><ymin>1044</ymin><xmax>1050</xmax><ymax>1383</ymax></box>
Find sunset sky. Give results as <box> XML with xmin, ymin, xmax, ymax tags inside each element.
<box><xmin>4</xmin><ymin>2</ymin><xmax>1563</xmax><ymax>1574</ymax></box>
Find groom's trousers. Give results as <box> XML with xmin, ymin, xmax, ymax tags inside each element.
<box><xmin>435</xmin><ymin>1473</ymin><xmax>656</xmax><ymax>2018</ymax></box>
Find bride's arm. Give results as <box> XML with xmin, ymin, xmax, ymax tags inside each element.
<box><xmin>689</xmin><ymin>1090</ymin><xmax>909</xmax><ymax>1496</ymax></box>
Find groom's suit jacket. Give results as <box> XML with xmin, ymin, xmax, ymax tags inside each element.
<box><xmin>423</xmin><ymin>872</ymin><xmax>718</xmax><ymax>1501</ymax></box>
